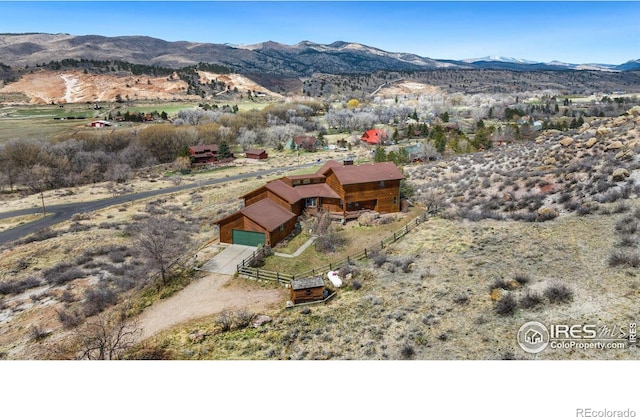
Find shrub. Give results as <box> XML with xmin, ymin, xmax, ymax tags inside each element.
<box><xmin>83</xmin><ymin>285</ymin><xmax>118</xmax><ymax>316</ymax></box>
<box><xmin>392</xmin><ymin>255</ymin><xmax>415</xmax><ymax>273</ymax></box>
<box><xmin>514</xmin><ymin>273</ymin><xmax>530</xmax><ymax>286</ymax></box>
<box><xmin>56</xmin><ymin>309</ymin><xmax>84</xmax><ymax>328</ymax></box>
<box><xmin>351</xmin><ymin>280</ymin><xmax>362</xmax><ymax>290</ymax></box>
<box><xmin>372</xmin><ymin>251</ymin><xmax>388</xmax><ymax>267</ymax></box>
<box><xmin>43</xmin><ymin>263</ymin><xmax>85</xmax><ymax>285</ymax></box>
<box><xmin>314</xmin><ymin>230</ymin><xmax>346</xmax><ymax>253</ymax></box>
<box><xmin>495</xmin><ymin>293</ymin><xmax>518</xmax><ymax>316</ymax></box>
<box><xmin>29</xmin><ymin>325</ymin><xmax>49</xmax><ymax>341</ymax></box>
<box><xmin>615</xmin><ymin>217</ymin><xmax>638</xmax><ymax>235</ymax></box>
<box><xmin>544</xmin><ymin>282</ymin><xmax>574</xmax><ymax>304</ymax></box>
<box><xmin>490</xmin><ymin>278</ymin><xmax>510</xmax><ymax>292</ymax></box>
<box><xmin>608</xmin><ymin>250</ymin><xmax>640</xmax><ymax>268</ymax></box>
<box><xmin>215</xmin><ymin>308</ymin><xmax>234</xmax><ymax>332</ymax></box>
<box><xmin>233</xmin><ymin>309</ymin><xmax>256</xmax><ymax>330</ymax></box>
<box><xmin>520</xmin><ymin>290</ymin><xmax>543</xmax><ymax>309</ymax></box>
<box><xmin>400</xmin><ymin>344</ymin><xmax>415</xmax><ymax>359</ymax></box>
<box><xmin>19</xmin><ymin>227</ymin><xmax>59</xmax><ymax>244</ymax></box>
<box><xmin>0</xmin><ymin>277</ymin><xmax>41</xmax><ymax>295</ymax></box>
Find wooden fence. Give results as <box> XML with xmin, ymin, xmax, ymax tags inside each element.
<box><xmin>237</xmin><ymin>210</ymin><xmax>434</xmax><ymax>286</ymax></box>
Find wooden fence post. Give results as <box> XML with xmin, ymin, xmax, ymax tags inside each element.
<box><xmin>364</xmin><ymin>248</ymin><xmax>367</xmax><ymax>258</ymax></box>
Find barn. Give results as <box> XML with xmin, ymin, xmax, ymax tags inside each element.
<box><xmin>290</xmin><ymin>276</ymin><xmax>325</xmax><ymax>304</ymax></box>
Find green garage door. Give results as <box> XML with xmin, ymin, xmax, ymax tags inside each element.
<box><xmin>232</xmin><ymin>229</ymin><xmax>265</xmax><ymax>246</ymax></box>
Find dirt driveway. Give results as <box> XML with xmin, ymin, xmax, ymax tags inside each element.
<box><xmin>135</xmin><ymin>272</ymin><xmax>287</xmax><ymax>341</ymax></box>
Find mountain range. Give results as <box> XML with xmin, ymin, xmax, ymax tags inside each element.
<box><xmin>1</xmin><ymin>33</ymin><xmax>639</xmax><ymax>75</ymax></box>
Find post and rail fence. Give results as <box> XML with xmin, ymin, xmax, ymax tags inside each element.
<box><xmin>236</xmin><ymin>209</ymin><xmax>437</xmax><ymax>286</ymax></box>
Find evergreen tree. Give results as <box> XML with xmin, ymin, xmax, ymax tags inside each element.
<box><xmin>374</xmin><ymin>145</ymin><xmax>387</xmax><ymax>162</ymax></box>
<box><xmin>218</xmin><ymin>141</ymin><xmax>231</xmax><ymax>159</ymax></box>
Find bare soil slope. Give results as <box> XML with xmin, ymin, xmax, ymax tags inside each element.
<box><xmin>0</xmin><ymin>70</ymin><xmax>283</xmax><ymax>104</ymax></box>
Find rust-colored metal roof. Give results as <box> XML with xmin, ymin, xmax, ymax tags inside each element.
<box><xmin>189</xmin><ymin>144</ymin><xmax>218</xmax><ymax>153</ymax></box>
<box><xmin>265</xmin><ymin>180</ymin><xmax>301</xmax><ymax>204</ymax></box>
<box><xmin>245</xmin><ymin>148</ymin><xmax>266</xmax><ymax>156</ymax></box>
<box><xmin>295</xmin><ymin>183</ymin><xmax>340</xmax><ymax>199</ymax></box>
<box><xmin>325</xmin><ymin>162</ymin><xmax>404</xmax><ymax>185</ymax></box>
<box><xmin>315</xmin><ymin>160</ymin><xmax>342</xmax><ymax>176</ymax></box>
<box><xmin>241</xmin><ymin>199</ymin><xmax>296</xmax><ymax>232</ymax></box>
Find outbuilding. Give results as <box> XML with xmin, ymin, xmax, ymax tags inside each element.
<box><xmin>245</xmin><ymin>149</ymin><xmax>268</xmax><ymax>160</ymax></box>
<box><xmin>290</xmin><ymin>276</ymin><xmax>325</xmax><ymax>304</ymax></box>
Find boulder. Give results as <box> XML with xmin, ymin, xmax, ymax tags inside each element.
<box><xmin>596</xmin><ymin>127</ymin><xmax>613</xmax><ymax>137</ymax></box>
<box><xmin>612</xmin><ymin>168</ymin><xmax>630</xmax><ymax>181</ymax></box>
<box><xmin>537</xmin><ymin>206</ymin><xmax>559</xmax><ymax>219</ymax></box>
<box><xmin>544</xmin><ymin>157</ymin><xmax>557</xmax><ymax>165</ymax></box>
<box><xmin>491</xmin><ymin>288</ymin><xmax>507</xmax><ymax>301</ymax></box>
<box><xmin>606</xmin><ymin>141</ymin><xmax>624</xmax><ymax>151</ymax></box>
<box><xmin>629</xmin><ymin>106</ymin><xmax>640</xmax><ymax>117</ymax></box>
<box><xmin>437</xmin><ymin>161</ymin><xmax>447</xmax><ymax>169</ymax></box>
<box><xmin>585</xmin><ymin>137</ymin><xmax>598</xmax><ymax>148</ymax></box>
<box><xmin>615</xmin><ymin>149</ymin><xmax>634</xmax><ymax>160</ymax></box>
<box><xmin>559</xmin><ymin>137</ymin><xmax>574</xmax><ymax>147</ymax></box>
<box><xmin>251</xmin><ymin>315</ymin><xmax>272</xmax><ymax>328</ymax></box>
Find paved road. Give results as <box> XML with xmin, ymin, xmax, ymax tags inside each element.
<box><xmin>0</xmin><ymin>161</ymin><xmax>321</xmax><ymax>246</ymax></box>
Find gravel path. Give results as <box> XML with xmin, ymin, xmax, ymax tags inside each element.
<box><xmin>135</xmin><ymin>272</ymin><xmax>286</xmax><ymax>341</ymax></box>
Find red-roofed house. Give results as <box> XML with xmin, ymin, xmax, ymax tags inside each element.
<box><xmin>215</xmin><ymin>160</ymin><xmax>404</xmax><ymax>246</ymax></box>
<box><xmin>361</xmin><ymin>129</ymin><xmax>388</xmax><ymax>145</ymax></box>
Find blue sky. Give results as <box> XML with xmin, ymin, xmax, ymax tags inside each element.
<box><xmin>0</xmin><ymin>1</ymin><xmax>638</xmax><ymax>64</ymax></box>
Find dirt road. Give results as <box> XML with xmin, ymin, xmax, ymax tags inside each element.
<box><xmin>135</xmin><ymin>272</ymin><xmax>286</xmax><ymax>341</ymax></box>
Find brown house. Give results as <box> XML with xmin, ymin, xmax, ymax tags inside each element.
<box><xmin>290</xmin><ymin>276</ymin><xmax>325</xmax><ymax>304</ymax></box>
<box><xmin>217</xmin><ymin>199</ymin><xmax>297</xmax><ymax>247</ymax></box>
<box><xmin>215</xmin><ymin>161</ymin><xmax>404</xmax><ymax>246</ymax></box>
<box><xmin>245</xmin><ymin>149</ymin><xmax>268</xmax><ymax>160</ymax></box>
<box><xmin>189</xmin><ymin>144</ymin><xmax>218</xmax><ymax>165</ymax></box>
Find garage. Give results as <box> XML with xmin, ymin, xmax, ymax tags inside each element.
<box><xmin>232</xmin><ymin>229</ymin><xmax>265</xmax><ymax>246</ymax></box>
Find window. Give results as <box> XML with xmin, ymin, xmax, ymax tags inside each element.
<box><xmin>305</xmin><ymin>289</ymin><xmax>312</xmax><ymax>296</ymax></box>
<box><xmin>279</xmin><ymin>224</ymin><xmax>285</xmax><ymax>231</ymax></box>
<box><xmin>380</xmin><ymin>181</ymin><xmax>385</xmax><ymax>188</ymax></box>
<box><xmin>393</xmin><ymin>196</ymin><xmax>398</xmax><ymax>205</ymax></box>
<box><xmin>306</xmin><ymin>198</ymin><xmax>317</xmax><ymax>207</ymax></box>
<box><xmin>303</xmin><ymin>179</ymin><xmax>311</xmax><ymax>184</ymax></box>
<box><xmin>292</xmin><ymin>180</ymin><xmax>301</xmax><ymax>186</ymax></box>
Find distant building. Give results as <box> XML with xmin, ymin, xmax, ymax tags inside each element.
<box><xmin>245</xmin><ymin>149</ymin><xmax>268</xmax><ymax>160</ymax></box>
<box><xmin>361</xmin><ymin>129</ymin><xmax>388</xmax><ymax>145</ymax></box>
<box><xmin>90</xmin><ymin>120</ymin><xmax>111</xmax><ymax>128</ymax></box>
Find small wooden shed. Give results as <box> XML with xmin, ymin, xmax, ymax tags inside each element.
<box><xmin>290</xmin><ymin>276</ymin><xmax>325</xmax><ymax>304</ymax></box>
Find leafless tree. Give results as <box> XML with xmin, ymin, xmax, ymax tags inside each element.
<box><xmin>76</xmin><ymin>308</ymin><xmax>141</xmax><ymax>360</ymax></box>
<box><xmin>237</xmin><ymin>127</ymin><xmax>258</xmax><ymax>150</ymax></box>
<box><xmin>131</xmin><ymin>215</ymin><xmax>194</xmax><ymax>285</ymax></box>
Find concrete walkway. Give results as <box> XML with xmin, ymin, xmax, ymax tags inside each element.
<box><xmin>202</xmin><ymin>244</ymin><xmax>256</xmax><ymax>275</ymax></box>
<box><xmin>273</xmin><ymin>236</ymin><xmax>317</xmax><ymax>258</ymax></box>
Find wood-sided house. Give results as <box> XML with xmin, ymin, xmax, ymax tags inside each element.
<box><xmin>188</xmin><ymin>144</ymin><xmax>235</xmax><ymax>165</ymax></box>
<box><xmin>189</xmin><ymin>144</ymin><xmax>218</xmax><ymax>165</ymax></box>
<box><xmin>215</xmin><ymin>161</ymin><xmax>404</xmax><ymax>247</ymax></box>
